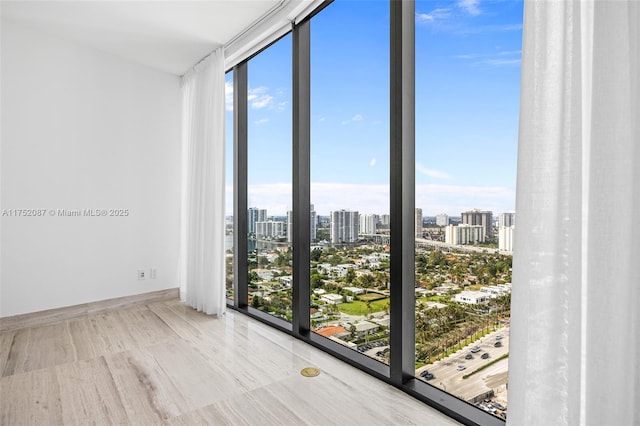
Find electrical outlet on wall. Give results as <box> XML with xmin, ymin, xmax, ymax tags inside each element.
<box><xmin>138</xmin><ymin>269</ymin><xmax>146</xmax><ymax>280</ymax></box>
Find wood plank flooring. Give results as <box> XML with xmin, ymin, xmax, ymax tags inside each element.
<box><xmin>0</xmin><ymin>299</ymin><xmax>460</xmax><ymax>425</ymax></box>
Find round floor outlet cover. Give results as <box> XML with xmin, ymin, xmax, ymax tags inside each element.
<box><xmin>300</xmin><ymin>367</ymin><xmax>320</xmax><ymax>377</ymax></box>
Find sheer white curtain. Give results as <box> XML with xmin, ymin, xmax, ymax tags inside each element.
<box><xmin>509</xmin><ymin>1</ymin><xmax>639</xmax><ymax>425</ymax></box>
<box><xmin>179</xmin><ymin>48</ymin><xmax>226</xmax><ymax>316</ymax></box>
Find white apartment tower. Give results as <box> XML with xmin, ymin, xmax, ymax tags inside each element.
<box><xmin>330</xmin><ymin>210</ymin><xmax>359</xmax><ymax>244</ymax></box>
<box><xmin>499</xmin><ymin>212</ymin><xmax>516</xmax><ymax>228</ymax></box>
<box><xmin>445</xmin><ymin>224</ymin><xmax>486</xmax><ymax>245</ymax></box>
<box><xmin>415</xmin><ymin>208</ymin><xmax>423</xmax><ymax>238</ymax></box>
<box><xmin>499</xmin><ymin>225</ymin><xmax>514</xmax><ymax>252</ymax></box>
<box><xmin>461</xmin><ymin>209</ymin><xmax>494</xmax><ymax>238</ymax></box>
<box><xmin>436</xmin><ymin>213</ymin><xmax>449</xmax><ymax>227</ymax></box>
<box><xmin>498</xmin><ymin>212</ymin><xmax>515</xmax><ymax>252</ymax></box>
<box><xmin>359</xmin><ymin>214</ymin><xmax>378</xmax><ymax>235</ymax></box>
<box><xmin>248</xmin><ymin>207</ymin><xmax>267</xmax><ymax>235</ymax></box>
<box><xmin>256</xmin><ymin>221</ymin><xmax>285</xmax><ymax>239</ymax></box>
<box><xmin>286</xmin><ymin>205</ymin><xmax>317</xmax><ymax>243</ymax></box>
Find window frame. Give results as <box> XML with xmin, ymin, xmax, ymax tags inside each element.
<box><xmin>226</xmin><ymin>1</ymin><xmax>506</xmax><ymax>424</ymax></box>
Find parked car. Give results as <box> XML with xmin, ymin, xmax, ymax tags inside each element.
<box><xmin>465</xmin><ymin>353</ymin><xmax>473</xmax><ymax>360</ymax></box>
<box><xmin>492</xmin><ymin>402</ymin><xmax>506</xmax><ymax>411</ymax></box>
<box><xmin>496</xmin><ymin>335</ymin><xmax>503</xmax><ymax>340</ymax></box>
<box><xmin>481</xmin><ymin>352</ymin><xmax>490</xmax><ymax>359</ymax></box>
<box><xmin>456</xmin><ymin>365</ymin><xmax>466</xmax><ymax>371</ymax></box>
<box><xmin>471</xmin><ymin>346</ymin><xmax>481</xmax><ymax>353</ymax></box>
<box><xmin>494</xmin><ymin>341</ymin><xmax>502</xmax><ymax>347</ymax></box>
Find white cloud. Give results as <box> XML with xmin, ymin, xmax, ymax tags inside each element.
<box><xmin>458</xmin><ymin>0</ymin><xmax>481</xmax><ymax>16</ymax></box>
<box><xmin>254</xmin><ymin>118</ymin><xmax>270</xmax><ymax>125</ymax></box>
<box><xmin>248</xmin><ymin>87</ymin><xmax>274</xmax><ymax>109</ymax></box>
<box><xmin>416</xmin><ymin>163</ymin><xmax>452</xmax><ymax>180</ymax></box>
<box><xmin>454</xmin><ymin>49</ymin><xmax>522</xmax><ymax>67</ymax></box>
<box><xmin>341</xmin><ymin>114</ymin><xmax>364</xmax><ymax>125</ymax></box>
<box><xmin>370</xmin><ymin>158</ymin><xmax>377</xmax><ymax>167</ymax></box>
<box><xmin>484</xmin><ymin>58</ymin><xmax>521</xmax><ymax>67</ymax></box>
<box><xmin>456</xmin><ymin>23</ymin><xmax>522</xmax><ymax>35</ymax></box>
<box><xmin>226</xmin><ymin>182</ymin><xmax>514</xmax><ymax>217</ymax></box>
<box><xmin>416</xmin><ymin>8</ymin><xmax>451</xmax><ymax>23</ymax></box>
<box><xmin>225</xmin><ymin>81</ymin><xmax>233</xmax><ymax>111</ymax></box>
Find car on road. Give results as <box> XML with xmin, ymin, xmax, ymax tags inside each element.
<box><xmin>420</xmin><ymin>370</ymin><xmax>434</xmax><ymax>380</ymax></box>
<box><xmin>456</xmin><ymin>365</ymin><xmax>466</xmax><ymax>371</ymax></box>
<box><xmin>471</xmin><ymin>346</ymin><xmax>481</xmax><ymax>353</ymax></box>
<box><xmin>465</xmin><ymin>353</ymin><xmax>473</xmax><ymax>360</ymax></box>
<box><xmin>494</xmin><ymin>341</ymin><xmax>502</xmax><ymax>347</ymax></box>
<box><xmin>481</xmin><ymin>352</ymin><xmax>490</xmax><ymax>359</ymax></box>
<box><xmin>496</xmin><ymin>335</ymin><xmax>503</xmax><ymax>340</ymax></box>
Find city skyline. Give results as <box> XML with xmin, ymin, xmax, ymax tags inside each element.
<box><xmin>225</xmin><ymin>0</ymin><xmax>523</xmax><ymax>217</ymax></box>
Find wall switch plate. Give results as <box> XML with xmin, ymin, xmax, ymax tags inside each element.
<box><xmin>138</xmin><ymin>269</ymin><xmax>146</xmax><ymax>280</ymax></box>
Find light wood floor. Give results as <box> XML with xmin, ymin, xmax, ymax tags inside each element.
<box><xmin>0</xmin><ymin>299</ymin><xmax>460</xmax><ymax>425</ymax></box>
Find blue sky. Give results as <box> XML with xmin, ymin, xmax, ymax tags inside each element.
<box><xmin>226</xmin><ymin>0</ymin><xmax>523</xmax><ymax>217</ymax></box>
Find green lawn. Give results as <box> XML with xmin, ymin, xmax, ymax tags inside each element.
<box><xmin>358</xmin><ymin>293</ymin><xmax>387</xmax><ymax>302</ymax></box>
<box><xmin>338</xmin><ymin>298</ymin><xmax>389</xmax><ymax>316</ymax></box>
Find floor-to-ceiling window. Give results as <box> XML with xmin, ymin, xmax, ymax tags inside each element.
<box><xmin>414</xmin><ymin>0</ymin><xmax>522</xmax><ymax>420</ymax></box>
<box><xmin>309</xmin><ymin>0</ymin><xmax>391</xmax><ymax>364</ymax></box>
<box><xmin>247</xmin><ymin>35</ymin><xmax>293</xmax><ymax>321</ymax></box>
<box><xmin>228</xmin><ymin>1</ymin><xmax>521</xmax><ymax>423</ymax></box>
<box><xmin>225</xmin><ymin>70</ymin><xmax>235</xmax><ymax>301</ymax></box>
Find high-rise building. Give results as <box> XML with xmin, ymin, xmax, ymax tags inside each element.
<box><xmin>415</xmin><ymin>208</ymin><xmax>423</xmax><ymax>238</ymax></box>
<box><xmin>286</xmin><ymin>205</ymin><xmax>317</xmax><ymax>243</ymax></box>
<box><xmin>359</xmin><ymin>214</ymin><xmax>378</xmax><ymax>235</ymax></box>
<box><xmin>248</xmin><ymin>207</ymin><xmax>267</xmax><ymax>235</ymax></box>
<box><xmin>461</xmin><ymin>209</ymin><xmax>493</xmax><ymax>238</ymax></box>
<box><xmin>310</xmin><ymin>205</ymin><xmax>317</xmax><ymax>242</ymax></box>
<box><xmin>436</xmin><ymin>213</ymin><xmax>449</xmax><ymax>227</ymax></box>
<box><xmin>499</xmin><ymin>225</ymin><xmax>514</xmax><ymax>252</ymax></box>
<box><xmin>445</xmin><ymin>224</ymin><xmax>485</xmax><ymax>245</ymax></box>
<box><xmin>380</xmin><ymin>214</ymin><xmax>390</xmax><ymax>226</ymax></box>
<box><xmin>330</xmin><ymin>209</ymin><xmax>359</xmax><ymax>243</ymax></box>
<box><xmin>256</xmin><ymin>220</ymin><xmax>285</xmax><ymax>239</ymax></box>
<box><xmin>499</xmin><ymin>212</ymin><xmax>516</xmax><ymax>228</ymax></box>
<box><xmin>286</xmin><ymin>210</ymin><xmax>293</xmax><ymax>242</ymax></box>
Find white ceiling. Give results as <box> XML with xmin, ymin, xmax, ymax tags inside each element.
<box><xmin>1</xmin><ymin>0</ymin><xmax>290</xmax><ymax>75</ymax></box>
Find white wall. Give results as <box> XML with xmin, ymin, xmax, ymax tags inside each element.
<box><xmin>1</xmin><ymin>21</ymin><xmax>182</xmax><ymax>317</ymax></box>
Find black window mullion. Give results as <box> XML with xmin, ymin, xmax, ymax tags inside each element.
<box><xmin>233</xmin><ymin>62</ymin><xmax>249</xmax><ymax>309</ymax></box>
<box><xmin>292</xmin><ymin>19</ymin><xmax>311</xmax><ymax>337</ymax></box>
<box><xmin>389</xmin><ymin>0</ymin><xmax>416</xmax><ymax>387</ymax></box>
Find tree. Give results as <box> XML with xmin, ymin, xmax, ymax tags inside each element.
<box><xmin>358</xmin><ymin>273</ymin><xmax>375</xmax><ymax>290</ymax></box>
<box><xmin>345</xmin><ymin>268</ymin><xmax>356</xmax><ymax>284</ymax></box>
<box><xmin>310</xmin><ymin>274</ymin><xmax>324</xmax><ymax>289</ymax></box>
<box><xmin>428</xmin><ymin>250</ymin><xmax>446</xmax><ymax>267</ymax></box>
<box><xmin>251</xmin><ymin>295</ymin><xmax>261</xmax><ymax>308</ymax></box>
<box><xmin>349</xmin><ymin>324</ymin><xmax>357</xmax><ymax>339</ymax></box>
<box><xmin>311</xmin><ymin>248</ymin><xmax>322</xmax><ymax>262</ymax></box>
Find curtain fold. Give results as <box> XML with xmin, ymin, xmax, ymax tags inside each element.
<box><xmin>179</xmin><ymin>48</ymin><xmax>226</xmax><ymax>316</ymax></box>
<box><xmin>509</xmin><ymin>1</ymin><xmax>639</xmax><ymax>425</ymax></box>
